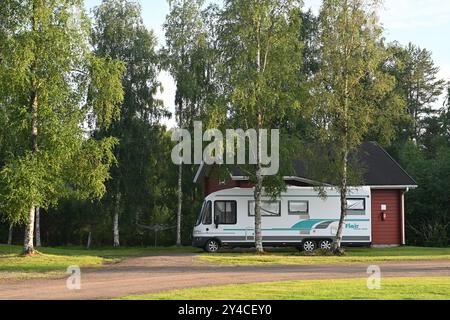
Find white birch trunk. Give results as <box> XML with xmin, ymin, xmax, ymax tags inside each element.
<box><xmin>176</xmin><ymin>163</ymin><xmax>183</xmax><ymax>246</ymax></box>
<box><xmin>8</xmin><ymin>224</ymin><xmax>13</xmax><ymax>245</ymax></box>
<box><xmin>35</xmin><ymin>207</ymin><xmax>41</xmax><ymax>247</ymax></box>
<box><xmin>254</xmin><ymin>110</ymin><xmax>264</xmax><ymax>253</ymax></box>
<box><xmin>176</xmin><ymin>96</ymin><xmax>183</xmax><ymax>247</ymax></box>
<box><xmin>113</xmin><ymin>189</ymin><xmax>121</xmax><ymax>247</ymax></box>
<box><xmin>23</xmin><ymin>1</ymin><xmax>38</xmax><ymax>255</ymax></box>
<box><xmin>86</xmin><ymin>231</ymin><xmax>92</xmax><ymax>249</ymax></box>
<box><xmin>333</xmin><ymin>44</ymin><xmax>350</xmax><ymax>254</ymax></box>
<box><xmin>23</xmin><ymin>206</ymin><xmax>36</xmax><ymax>254</ymax></box>
<box><xmin>333</xmin><ymin>149</ymin><xmax>348</xmax><ymax>254</ymax></box>
<box><xmin>254</xmin><ymin>165</ymin><xmax>264</xmax><ymax>253</ymax></box>
<box><xmin>253</xmin><ymin>18</ymin><xmax>265</xmax><ymax>254</ymax></box>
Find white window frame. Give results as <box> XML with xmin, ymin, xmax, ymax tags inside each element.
<box><xmin>248</xmin><ymin>201</ymin><xmax>281</xmax><ymax>217</ymax></box>
<box><xmin>288</xmin><ymin>201</ymin><xmax>309</xmax><ymax>215</ymax></box>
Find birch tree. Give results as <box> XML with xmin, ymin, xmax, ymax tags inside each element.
<box><xmin>163</xmin><ymin>0</ymin><xmax>208</xmax><ymax>246</ymax></box>
<box><xmin>313</xmin><ymin>0</ymin><xmax>398</xmax><ymax>253</ymax></box>
<box><xmin>218</xmin><ymin>0</ymin><xmax>303</xmax><ymax>253</ymax></box>
<box><xmin>92</xmin><ymin>0</ymin><xmax>166</xmax><ymax>247</ymax></box>
<box><xmin>0</xmin><ymin>0</ymin><xmax>124</xmax><ymax>254</ymax></box>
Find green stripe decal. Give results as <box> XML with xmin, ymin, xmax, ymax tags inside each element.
<box><xmin>291</xmin><ymin>219</ymin><xmax>332</xmax><ymax>230</ymax></box>
<box><xmin>224</xmin><ymin>219</ymin><xmax>370</xmax><ymax>232</ymax></box>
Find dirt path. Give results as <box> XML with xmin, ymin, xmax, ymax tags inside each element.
<box><xmin>0</xmin><ymin>255</ymin><xmax>449</xmax><ymax>300</ymax></box>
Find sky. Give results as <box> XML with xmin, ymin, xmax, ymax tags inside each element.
<box><xmin>85</xmin><ymin>0</ymin><xmax>450</xmax><ymax>128</ymax></box>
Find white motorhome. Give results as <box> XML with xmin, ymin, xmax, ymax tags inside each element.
<box><xmin>192</xmin><ymin>186</ymin><xmax>372</xmax><ymax>252</ymax></box>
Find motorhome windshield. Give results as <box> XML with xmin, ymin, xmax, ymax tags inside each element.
<box><xmin>195</xmin><ymin>201</ymin><xmax>212</xmax><ymax>226</ymax></box>
<box><xmin>195</xmin><ymin>202</ymin><xmax>206</xmax><ymax>226</ymax></box>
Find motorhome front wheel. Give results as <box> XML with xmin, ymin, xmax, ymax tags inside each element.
<box><xmin>204</xmin><ymin>239</ymin><xmax>220</xmax><ymax>253</ymax></box>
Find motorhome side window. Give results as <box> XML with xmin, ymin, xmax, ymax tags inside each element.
<box><xmin>248</xmin><ymin>201</ymin><xmax>281</xmax><ymax>217</ymax></box>
<box><xmin>288</xmin><ymin>201</ymin><xmax>309</xmax><ymax>215</ymax></box>
<box><xmin>346</xmin><ymin>198</ymin><xmax>366</xmax><ymax>215</ymax></box>
<box><xmin>214</xmin><ymin>201</ymin><xmax>237</xmax><ymax>224</ymax></box>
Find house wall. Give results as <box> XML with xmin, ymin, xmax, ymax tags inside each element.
<box><xmin>371</xmin><ymin>189</ymin><xmax>404</xmax><ymax>246</ymax></box>
<box><xmin>203</xmin><ymin>177</ymin><xmax>316</xmax><ymax>197</ymax></box>
<box><xmin>204</xmin><ymin>176</ymin><xmax>253</xmax><ymax>196</ymax></box>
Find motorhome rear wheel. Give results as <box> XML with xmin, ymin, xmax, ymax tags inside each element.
<box><xmin>318</xmin><ymin>239</ymin><xmax>332</xmax><ymax>251</ymax></box>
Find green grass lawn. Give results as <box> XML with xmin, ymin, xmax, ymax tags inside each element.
<box><xmin>0</xmin><ymin>244</ymin><xmax>200</xmax><ymax>277</ymax></box>
<box><xmin>121</xmin><ymin>277</ymin><xmax>450</xmax><ymax>300</ymax></box>
<box><xmin>198</xmin><ymin>246</ymin><xmax>450</xmax><ymax>266</ymax></box>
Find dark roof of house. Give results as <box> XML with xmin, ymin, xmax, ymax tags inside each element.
<box><xmin>358</xmin><ymin>142</ymin><xmax>417</xmax><ymax>186</ymax></box>
<box><xmin>194</xmin><ymin>142</ymin><xmax>418</xmax><ymax>187</ymax></box>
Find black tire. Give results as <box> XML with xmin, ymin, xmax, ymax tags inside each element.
<box><xmin>318</xmin><ymin>239</ymin><xmax>332</xmax><ymax>251</ymax></box>
<box><xmin>204</xmin><ymin>239</ymin><xmax>220</xmax><ymax>253</ymax></box>
<box><xmin>302</xmin><ymin>240</ymin><xmax>317</xmax><ymax>252</ymax></box>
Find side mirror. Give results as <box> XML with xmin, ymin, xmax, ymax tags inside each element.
<box><xmin>214</xmin><ymin>214</ymin><xmax>219</xmax><ymax>229</ymax></box>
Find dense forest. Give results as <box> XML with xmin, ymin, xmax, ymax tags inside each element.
<box><xmin>0</xmin><ymin>0</ymin><xmax>449</xmax><ymax>250</ymax></box>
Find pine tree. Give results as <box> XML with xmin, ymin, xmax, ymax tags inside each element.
<box><xmin>389</xmin><ymin>42</ymin><xmax>446</xmax><ymax>141</ymax></box>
